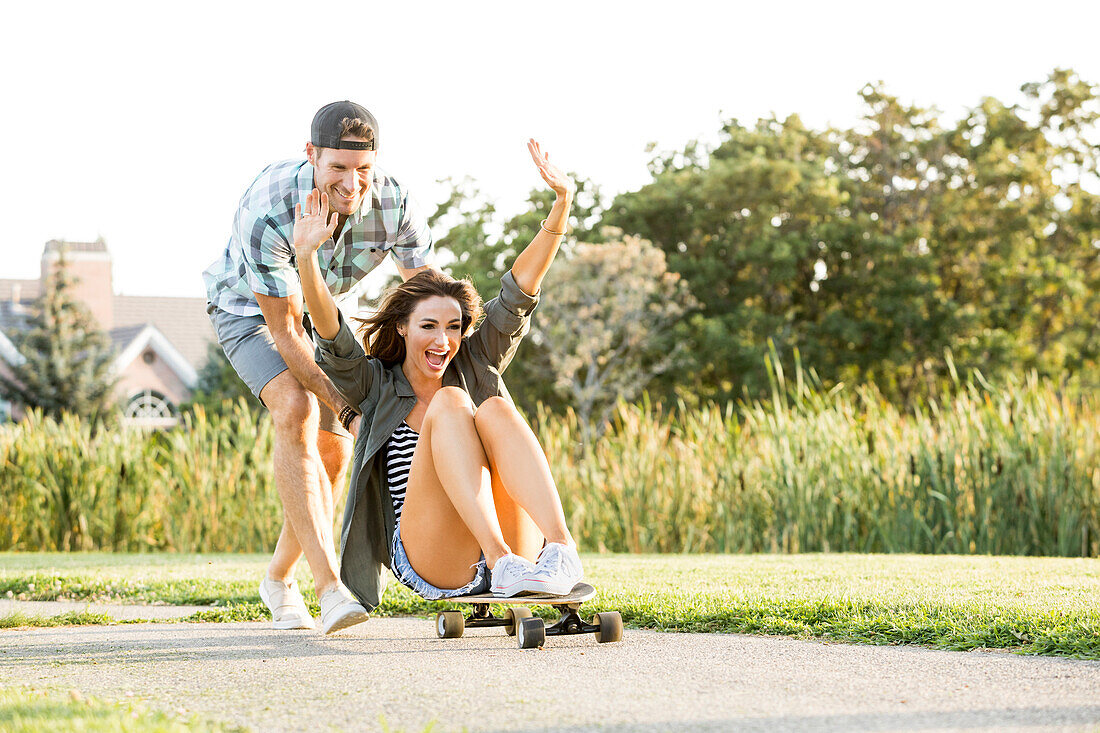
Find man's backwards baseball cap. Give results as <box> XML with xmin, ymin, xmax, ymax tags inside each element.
<box><xmin>311</xmin><ymin>101</ymin><xmax>378</xmax><ymax>150</ymax></box>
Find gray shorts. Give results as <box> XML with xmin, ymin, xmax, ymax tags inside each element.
<box><xmin>206</xmin><ymin>304</ymin><xmax>352</xmax><ymax>439</ymax></box>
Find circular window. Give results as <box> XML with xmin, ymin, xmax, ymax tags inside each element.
<box><xmin>142</xmin><ymin>350</ymin><xmax>156</xmax><ymax>365</ymax></box>
<box><xmin>124</xmin><ymin>390</ymin><xmax>175</xmax><ymax>420</ymax></box>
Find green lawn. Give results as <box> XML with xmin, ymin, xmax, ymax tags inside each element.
<box><xmin>0</xmin><ymin>686</ymin><xmax>242</xmax><ymax>732</ymax></box>
<box><xmin>2</xmin><ymin>552</ymin><xmax>1098</xmax><ymax>659</ymax></box>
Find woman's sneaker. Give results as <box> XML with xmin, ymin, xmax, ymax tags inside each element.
<box><xmin>258</xmin><ymin>577</ymin><xmax>314</xmax><ymax>630</ymax></box>
<box><xmin>490</xmin><ymin>553</ymin><xmax>538</xmax><ymax>597</ymax></box>
<box><xmin>319</xmin><ymin>584</ymin><xmax>369</xmax><ymax>635</ymax></box>
<box><xmin>527</xmin><ymin>542</ymin><xmax>583</xmax><ymax>596</ymax></box>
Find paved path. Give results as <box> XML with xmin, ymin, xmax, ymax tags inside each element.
<box><xmin>3</xmin><ymin>613</ymin><xmax>1100</xmax><ymax>732</ymax></box>
<box><xmin>0</xmin><ymin>598</ymin><xmax>211</xmax><ymax>621</ymax></box>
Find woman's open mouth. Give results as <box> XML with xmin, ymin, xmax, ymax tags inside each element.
<box><xmin>425</xmin><ymin>349</ymin><xmax>448</xmax><ymax>370</ymax></box>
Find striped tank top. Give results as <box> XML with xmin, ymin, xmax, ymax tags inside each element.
<box><xmin>386</xmin><ymin>422</ymin><xmax>419</xmax><ymax>522</ymax></box>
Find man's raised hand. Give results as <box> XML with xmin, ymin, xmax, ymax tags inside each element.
<box><xmin>293</xmin><ymin>189</ymin><xmax>339</xmax><ymax>256</ymax></box>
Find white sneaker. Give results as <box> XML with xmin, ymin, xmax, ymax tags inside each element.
<box><xmin>527</xmin><ymin>542</ymin><xmax>584</xmax><ymax>596</ymax></box>
<box><xmin>258</xmin><ymin>577</ymin><xmax>314</xmax><ymax>630</ymax></box>
<box><xmin>319</xmin><ymin>584</ymin><xmax>369</xmax><ymax>635</ymax></box>
<box><xmin>490</xmin><ymin>553</ymin><xmax>538</xmax><ymax>597</ymax></box>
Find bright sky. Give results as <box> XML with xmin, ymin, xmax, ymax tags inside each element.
<box><xmin>3</xmin><ymin>0</ymin><xmax>1098</xmax><ymax>297</ymax></box>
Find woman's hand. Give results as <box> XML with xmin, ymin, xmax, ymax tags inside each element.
<box><xmin>292</xmin><ymin>188</ymin><xmax>341</xmax><ymax>341</ymax></box>
<box><xmin>528</xmin><ymin>139</ymin><xmax>574</xmax><ymax>200</ymax></box>
<box><xmin>510</xmin><ymin>140</ymin><xmax>574</xmax><ymax>295</ymax></box>
<box><xmin>293</xmin><ymin>189</ymin><xmax>339</xmax><ymax>256</ymax></box>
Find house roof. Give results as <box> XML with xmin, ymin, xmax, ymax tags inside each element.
<box><xmin>44</xmin><ymin>239</ymin><xmax>108</xmax><ymax>255</ymax></box>
<box><xmin>0</xmin><ymin>279</ymin><xmax>41</xmax><ymax>302</ymax></box>
<box><xmin>1</xmin><ymin>290</ymin><xmax>217</xmax><ymax>372</ymax></box>
<box><xmin>0</xmin><ymin>322</ymin><xmax>197</xmax><ymax>388</ymax></box>
<box><xmin>0</xmin><ymin>329</ymin><xmax>24</xmax><ymax>367</ymax></box>
<box><xmin>108</xmin><ymin>324</ymin><xmax>147</xmax><ymax>353</ymax></box>
<box><xmin>2</xmin><ymin>240</ymin><xmax>218</xmax><ymax>374</ymax></box>
<box><xmin>113</xmin><ymin>295</ymin><xmax>216</xmax><ymax>370</ymax></box>
<box><xmin>111</xmin><ymin>323</ymin><xmax>199</xmax><ymax>388</ymax></box>
<box><xmin>0</xmin><ymin>300</ymin><xmax>31</xmax><ymax>335</ymax></box>
<box><xmin>0</xmin><ymin>291</ymin><xmax>216</xmax><ymax>371</ymax></box>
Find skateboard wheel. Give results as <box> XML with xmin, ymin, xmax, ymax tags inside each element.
<box><xmin>505</xmin><ymin>606</ymin><xmax>533</xmax><ymax>636</ymax></box>
<box><xmin>437</xmin><ymin>610</ymin><xmax>464</xmax><ymax>639</ymax></box>
<box><xmin>517</xmin><ymin>617</ymin><xmax>545</xmax><ymax>649</ymax></box>
<box><xmin>593</xmin><ymin>611</ymin><xmax>623</xmax><ymax>643</ymax></box>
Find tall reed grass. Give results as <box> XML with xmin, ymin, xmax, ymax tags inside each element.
<box><xmin>1</xmin><ymin>371</ymin><xmax>1097</xmax><ymax>556</ymax></box>
<box><xmin>0</xmin><ymin>401</ymin><xmax>280</xmax><ymax>551</ymax></box>
<box><xmin>542</xmin><ymin>366</ymin><xmax>1099</xmax><ymax>556</ymax></box>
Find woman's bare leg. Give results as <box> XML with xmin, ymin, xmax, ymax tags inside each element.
<box><xmin>474</xmin><ymin>396</ymin><xmax>574</xmax><ymax>548</ymax></box>
<box><xmin>399</xmin><ymin>388</ymin><xmax>512</xmax><ymax>589</ymax></box>
<box><xmin>490</xmin><ymin>470</ymin><xmax>543</xmax><ymax>563</ymax></box>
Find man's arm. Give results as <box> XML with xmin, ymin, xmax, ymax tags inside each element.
<box><xmin>390</xmin><ymin>185</ymin><xmax>433</xmax><ymax>282</ymax></box>
<box><xmin>254</xmin><ymin>290</ymin><xmax>349</xmax><ymax>416</ymax></box>
<box><xmin>396</xmin><ymin>263</ymin><xmax>431</xmax><ymax>281</ymax></box>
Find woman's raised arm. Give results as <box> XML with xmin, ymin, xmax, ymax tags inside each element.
<box><xmin>293</xmin><ymin>189</ymin><xmax>342</xmax><ymax>339</ymax></box>
<box><xmin>509</xmin><ymin>140</ymin><xmax>575</xmax><ymax>296</ymax></box>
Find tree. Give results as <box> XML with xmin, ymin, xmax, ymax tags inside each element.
<box><xmin>0</xmin><ymin>252</ymin><xmax>117</xmax><ymax>421</ymax></box>
<box><xmin>818</xmin><ymin>83</ymin><xmax>954</xmax><ymax>401</ymax></box>
<box><xmin>604</xmin><ymin>114</ymin><xmax>852</xmax><ymax>403</ymax></box>
<box><xmin>427</xmin><ymin>177</ymin><xmax>505</xmax><ymax>298</ymax></box>
<box><xmin>929</xmin><ymin>69</ymin><xmax>1100</xmax><ymax>389</ymax></box>
<box><xmin>604</xmin><ymin>69</ymin><xmax>1100</xmax><ymax>405</ymax></box>
<box><xmin>530</xmin><ymin>230</ymin><xmax>697</xmax><ymax>439</ymax></box>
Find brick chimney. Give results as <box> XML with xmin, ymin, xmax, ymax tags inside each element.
<box><xmin>40</xmin><ymin>238</ymin><xmax>114</xmax><ymax>330</ymax></box>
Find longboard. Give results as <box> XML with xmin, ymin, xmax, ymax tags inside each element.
<box><xmin>449</xmin><ymin>582</ymin><xmax>596</xmax><ymax>606</ymax></box>
<box><xmin>434</xmin><ymin>582</ymin><xmax>623</xmax><ymax>649</ymax></box>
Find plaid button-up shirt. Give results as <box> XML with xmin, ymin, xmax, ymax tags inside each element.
<box><xmin>203</xmin><ymin>159</ymin><xmax>433</xmax><ymax>317</ymax></box>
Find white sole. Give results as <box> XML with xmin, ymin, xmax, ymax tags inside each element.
<box><xmin>272</xmin><ymin>617</ymin><xmax>315</xmax><ymax>630</ymax></box>
<box><xmin>490</xmin><ymin>586</ymin><xmax>533</xmax><ymax>598</ymax></box>
<box><xmin>492</xmin><ymin>578</ymin><xmax>580</xmax><ymax>597</ymax></box>
<box><xmin>323</xmin><ymin>608</ymin><xmax>369</xmax><ymax>635</ymax></box>
<box><xmin>259</xmin><ymin>581</ymin><xmax>315</xmax><ymax>630</ymax></box>
<box><xmin>521</xmin><ymin>582</ymin><xmax>575</xmax><ymax>596</ymax></box>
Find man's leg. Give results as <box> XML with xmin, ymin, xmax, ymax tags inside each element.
<box><xmin>266</xmin><ymin>427</ymin><xmax>352</xmax><ymax>585</ymax></box>
<box><xmin>318</xmin><ymin>429</ymin><xmax>353</xmax><ymax>513</ymax></box>
<box><xmin>261</xmin><ymin>370</ymin><xmax>340</xmax><ymax>596</ymax></box>
<box><xmin>206</xmin><ymin>306</ymin><xmax>363</xmax><ymax>630</ymax></box>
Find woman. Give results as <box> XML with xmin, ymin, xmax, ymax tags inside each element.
<box><xmin>295</xmin><ymin>140</ymin><xmax>581</xmax><ymax>632</ymax></box>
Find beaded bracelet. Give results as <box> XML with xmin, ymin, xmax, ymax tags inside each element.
<box><xmin>539</xmin><ymin>218</ymin><xmax>566</xmax><ymax>236</ymax></box>
<box><xmin>338</xmin><ymin>405</ymin><xmax>357</xmax><ymax>431</ymax></box>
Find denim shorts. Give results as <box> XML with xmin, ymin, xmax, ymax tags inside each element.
<box><xmin>390</xmin><ymin>520</ymin><xmax>490</xmax><ymax>600</ymax></box>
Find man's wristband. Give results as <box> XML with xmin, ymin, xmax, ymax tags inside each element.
<box><xmin>338</xmin><ymin>405</ymin><xmax>358</xmax><ymax>431</ymax></box>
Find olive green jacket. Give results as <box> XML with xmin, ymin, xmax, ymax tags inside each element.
<box><xmin>312</xmin><ymin>271</ymin><xmax>539</xmax><ymax>611</ymax></box>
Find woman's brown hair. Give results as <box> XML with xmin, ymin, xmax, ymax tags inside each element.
<box><xmin>352</xmin><ymin>269</ymin><xmax>483</xmax><ymax>365</ymax></box>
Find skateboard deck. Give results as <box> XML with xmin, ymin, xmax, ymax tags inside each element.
<box><xmin>448</xmin><ymin>582</ymin><xmax>596</xmax><ymax>606</ymax></box>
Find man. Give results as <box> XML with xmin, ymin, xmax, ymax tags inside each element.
<box><xmin>202</xmin><ymin>101</ymin><xmax>432</xmax><ymax>634</ymax></box>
